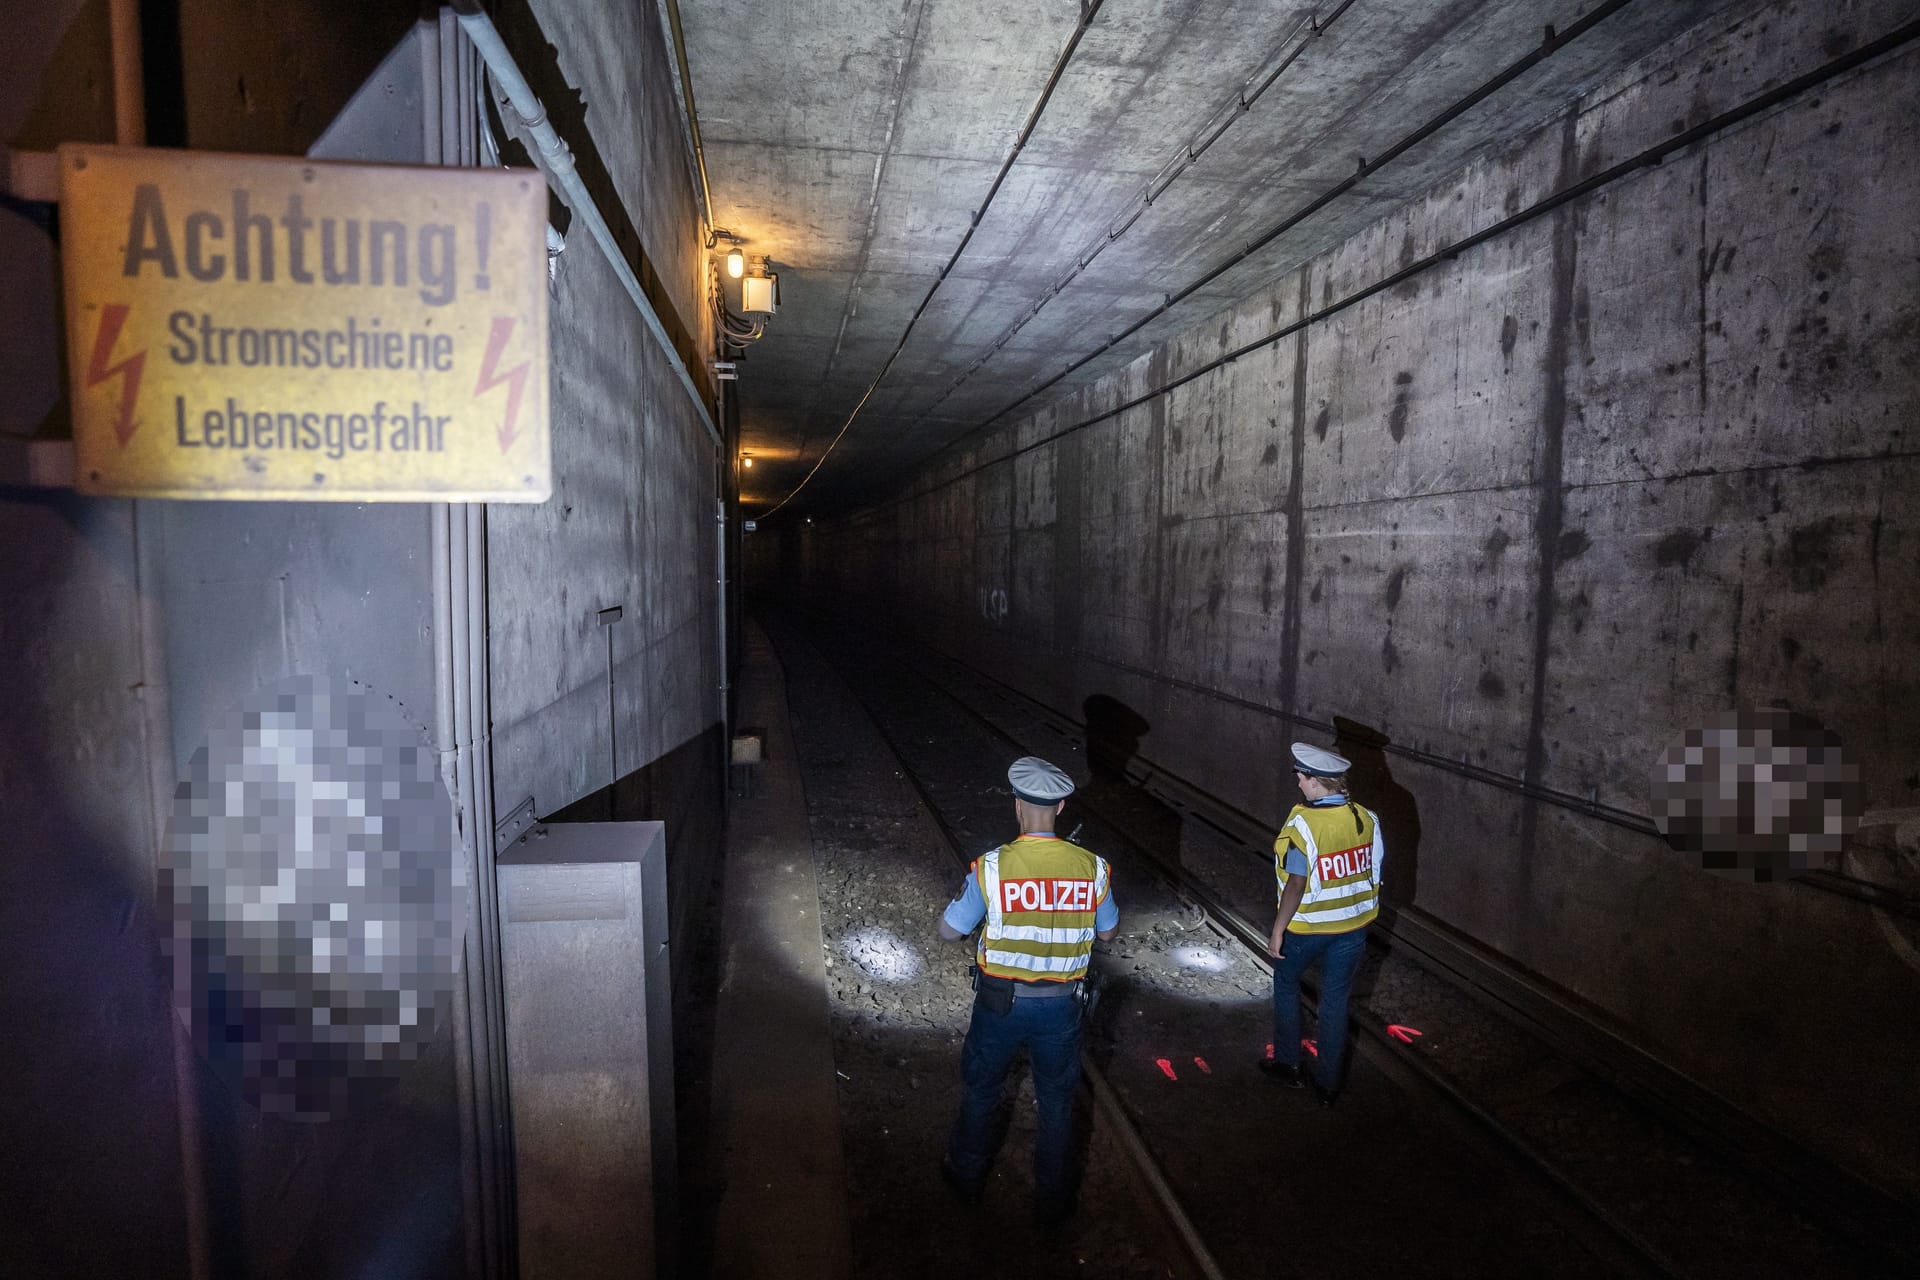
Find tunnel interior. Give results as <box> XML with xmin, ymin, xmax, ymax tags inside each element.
<box><xmin>1</xmin><ymin>1</ymin><xmax>1916</xmax><ymax>1277</ymax></box>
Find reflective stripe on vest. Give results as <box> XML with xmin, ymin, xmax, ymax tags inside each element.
<box><xmin>1275</xmin><ymin>800</ymin><xmax>1382</xmax><ymax>934</ymax></box>
<box><xmin>975</xmin><ymin>834</ymin><xmax>1109</xmax><ymax>982</ymax></box>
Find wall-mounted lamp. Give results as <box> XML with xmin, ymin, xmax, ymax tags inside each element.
<box><xmin>740</xmin><ymin>453</ymin><xmax>754</xmax><ymax>469</ymax></box>
<box><xmin>708</xmin><ymin>227</ymin><xmax>746</xmax><ymax>279</ymax></box>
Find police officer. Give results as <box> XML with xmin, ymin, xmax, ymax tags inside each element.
<box><xmin>1259</xmin><ymin>742</ymin><xmax>1384</xmax><ymax>1105</ymax></box>
<box><xmin>937</xmin><ymin>756</ymin><xmax>1118</xmax><ymax>1225</ymax></box>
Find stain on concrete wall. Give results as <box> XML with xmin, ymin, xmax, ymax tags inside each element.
<box><xmin>795</xmin><ymin>0</ymin><xmax>1920</xmax><ymax>1199</ymax></box>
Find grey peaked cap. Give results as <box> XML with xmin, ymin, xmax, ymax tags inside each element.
<box><xmin>1009</xmin><ymin>756</ymin><xmax>1075</xmax><ymax>803</ymax></box>
<box><xmin>1291</xmin><ymin>742</ymin><xmax>1351</xmax><ymax>777</ymax></box>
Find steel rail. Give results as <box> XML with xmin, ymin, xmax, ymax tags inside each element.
<box><xmin>843</xmin><ymin>627</ymin><xmax>1686</xmax><ymax>1279</ymax></box>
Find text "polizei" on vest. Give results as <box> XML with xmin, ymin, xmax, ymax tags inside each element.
<box><xmin>997</xmin><ymin>878</ymin><xmax>1097</xmax><ymax>913</ymax></box>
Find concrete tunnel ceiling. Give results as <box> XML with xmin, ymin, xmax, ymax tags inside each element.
<box><xmin>680</xmin><ymin>0</ymin><xmax>1749</xmax><ymax>517</ymax></box>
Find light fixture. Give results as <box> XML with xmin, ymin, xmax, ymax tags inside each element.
<box><xmin>708</xmin><ymin>227</ymin><xmax>746</xmax><ymax>279</ymax></box>
<box><xmin>740</xmin><ymin>453</ymin><xmax>754</xmax><ymax>469</ymax></box>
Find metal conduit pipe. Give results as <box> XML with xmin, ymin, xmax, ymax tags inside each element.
<box><xmin>427</xmin><ymin>16</ymin><xmax>513</xmax><ymax>1274</ymax></box>
<box><xmin>466</xmin><ymin>499</ymin><xmax>515</xmax><ymax>1266</ymax></box>
<box><xmin>451</xmin><ymin>1</ymin><xmax>721</xmax><ymax>449</ymax></box>
<box><xmin>444</xmin><ymin>495</ymin><xmax>518</xmax><ymax>1270</ymax></box>
<box><xmin>107</xmin><ymin>0</ymin><xmax>146</xmax><ymax>147</ymax></box>
<box><xmin>430</xmin><ymin>498</ymin><xmax>496</xmax><ymax>1278</ymax></box>
<box><xmin>449</xmin><ymin>20</ymin><xmax>518</xmax><ymax>1264</ymax></box>
<box><xmin>419</xmin><ymin>35</ymin><xmax>481</xmax><ymax>1279</ymax></box>
<box><xmin>655</xmin><ymin>0</ymin><xmax>715</xmax><ymax>231</ymax></box>
<box><xmin>455</xmin><ymin>7</ymin><xmax>733</xmax><ymax>890</ymax></box>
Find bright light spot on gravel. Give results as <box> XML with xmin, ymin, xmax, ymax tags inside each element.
<box><xmin>1171</xmin><ymin>945</ymin><xmax>1228</xmax><ymax>972</ymax></box>
<box><xmin>840</xmin><ymin>927</ymin><xmax>923</xmax><ymax>983</ymax></box>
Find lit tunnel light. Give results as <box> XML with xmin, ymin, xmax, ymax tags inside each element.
<box><xmin>838</xmin><ymin>926</ymin><xmax>923</xmax><ymax>983</ymax></box>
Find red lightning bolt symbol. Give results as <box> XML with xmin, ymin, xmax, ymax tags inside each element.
<box><xmin>474</xmin><ymin>316</ymin><xmax>530</xmax><ymax>453</ymax></box>
<box><xmin>86</xmin><ymin>304</ymin><xmax>147</xmax><ymax>446</ymax></box>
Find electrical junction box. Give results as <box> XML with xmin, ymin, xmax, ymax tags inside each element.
<box><xmin>741</xmin><ymin>273</ymin><xmax>778</xmax><ymax>315</ymax></box>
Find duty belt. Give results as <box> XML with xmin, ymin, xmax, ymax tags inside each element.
<box><xmin>1003</xmin><ymin>977</ymin><xmax>1081</xmax><ymax>999</ymax></box>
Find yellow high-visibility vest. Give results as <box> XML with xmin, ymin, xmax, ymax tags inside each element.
<box><xmin>1275</xmin><ymin>798</ymin><xmax>1383</xmax><ymax>934</ymax></box>
<box><xmin>974</xmin><ymin>834</ymin><xmax>1110</xmax><ymax>982</ymax></box>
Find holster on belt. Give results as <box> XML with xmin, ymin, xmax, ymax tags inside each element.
<box><xmin>970</xmin><ymin>965</ymin><xmax>1016</xmax><ymax>1016</ymax></box>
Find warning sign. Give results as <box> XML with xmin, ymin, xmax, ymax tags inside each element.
<box><xmin>59</xmin><ymin>145</ymin><xmax>550</xmax><ymax>502</ymax></box>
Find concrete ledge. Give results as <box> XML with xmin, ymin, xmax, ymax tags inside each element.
<box><xmin>708</xmin><ymin>621</ymin><xmax>851</xmax><ymax>1279</ymax></box>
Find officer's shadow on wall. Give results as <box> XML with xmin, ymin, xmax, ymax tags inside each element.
<box><xmin>1332</xmin><ymin>716</ymin><xmax>1422</xmax><ymax>911</ymax></box>
<box><xmin>1081</xmin><ymin>694</ymin><xmax>1185</xmax><ymax>871</ymax></box>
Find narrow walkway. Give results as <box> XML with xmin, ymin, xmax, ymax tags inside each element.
<box><xmin>708</xmin><ymin>622</ymin><xmax>851</xmax><ymax>1278</ymax></box>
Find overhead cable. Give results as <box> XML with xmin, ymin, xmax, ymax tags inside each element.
<box><xmin>958</xmin><ymin>0</ymin><xmax>1640</xmax><ymax>443</ymax></box>
<box><xmin>759</xmin><ymin>0</ymin><xmax>1110</xmax><ymax>519</ymax></box>
<box><xmin>879</xmin><ymin>15</ymin><xmax>1920</xmax><ymax>525</ymax></box>
<box><xmin>918</xmin><ymin>1</ymin><xmax>1357</xmax><ymax>422</ymax></box>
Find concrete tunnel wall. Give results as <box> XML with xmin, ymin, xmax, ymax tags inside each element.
<box><xmin>772</xmin><ymin>0</ymin><xmax>1920</xmax><ymax>1199</ymax></box>
<box><xmin>1</xmin><ymin>1</ymin><xmax>726</xmax><ymax>1275</ymax></box>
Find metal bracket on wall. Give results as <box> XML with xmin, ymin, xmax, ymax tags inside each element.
<box><xmin>494</xmin><ymin>794</ymin><xmax>538</xmax><ymax>854</ymax></box>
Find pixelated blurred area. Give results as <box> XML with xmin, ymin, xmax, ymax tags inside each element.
<box><xmin>162</xmin><ymin>676</ymin><xmax>464</xmax><ymax>1121</ymax></box>
<box><xmin>1650</xmin><ymin>708</ymin><xmax>1863</xmax><ymax>883</ymax></box>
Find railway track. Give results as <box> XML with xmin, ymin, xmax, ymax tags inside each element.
<box><xmin>839</xmin><ymin>650</ymin><xmax>1232</xmax><ymax>1280</ymax></box>
<box><xmin>775</xmin><ymin>610</ymin><xmax>1903</xmax><ymax>1280</ymax></box>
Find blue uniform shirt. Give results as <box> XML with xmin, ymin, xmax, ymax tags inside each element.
<box><xmin>941</xmin><ymin>833</ymin><xmax>1119</xmax><ymax>936</ymax></box>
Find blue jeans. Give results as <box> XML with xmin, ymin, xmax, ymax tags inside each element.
<box><xmin>1272</xmin><ymin>926</ymin><xmax>1368</xmax><ymax>1090</ymax></box>
<box><xmin>946</xmin><ymin>992</ymin><xmax>1082</xmax><ymax>1206</ymax></box>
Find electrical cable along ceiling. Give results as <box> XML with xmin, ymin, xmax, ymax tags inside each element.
<box><xmin>679</xmin><ymin>0</ymin><xmax>1746</xmax><ymax>517</ymax></box>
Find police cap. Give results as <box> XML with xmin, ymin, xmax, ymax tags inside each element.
<box><xmin>1290</xmin><ymin>742</ymin><xmax>1350</xmax><ymax>778</ymax></box>
<box><xmin>1009</xmin><ymin>756</ymin><xmax>1075</xmax><ymax>804</ymax></box>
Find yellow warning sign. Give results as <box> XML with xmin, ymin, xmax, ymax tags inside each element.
<box><xmin>59</xmin><ymin>145</ymin><xmax>550</xmax><ymax>502</ymax></box>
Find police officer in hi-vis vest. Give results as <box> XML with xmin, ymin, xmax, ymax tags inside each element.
<box><xmin>937</xmin><ymin>756</ymin><xmax>1118</xmax><ymax>1225</ymax></box>
<box><xmin>1259</xmin><ymin>742</ymin><xmax>1385</xmax><ymax>1105</ymax></box>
